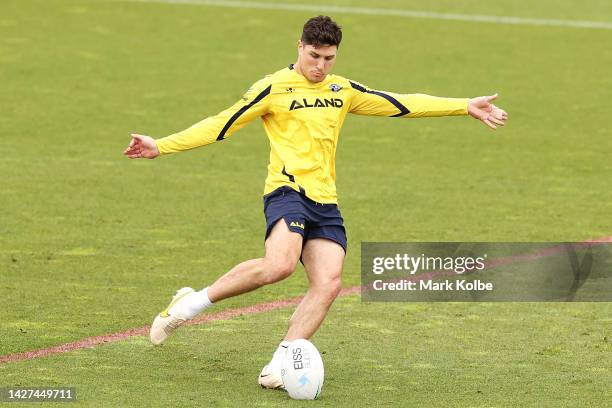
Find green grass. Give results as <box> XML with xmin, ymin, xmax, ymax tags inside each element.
<box><xmin>1</xmin><ymin>299</ymin><xmax>611</xmax><ymax>406</ymax></box>
<box><xmin>1</xmin><ymin>0</ymin><xmax>611</xmax><ymax>406</ymax></box>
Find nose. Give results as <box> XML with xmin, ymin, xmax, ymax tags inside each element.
<box><xmin>317</xmin><ymin>60</ymin><xmax>325</xmax><ymax>71</ymax></box>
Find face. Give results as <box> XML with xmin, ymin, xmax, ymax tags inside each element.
<box><xmin>296</xmin><ymin>40</ymin><xmax>338</xmax><ymax>82</ymax></box>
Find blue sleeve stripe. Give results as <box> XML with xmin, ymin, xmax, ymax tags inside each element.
<box><xmin>349</xmin><ymin>81</ymin><xmax>410</xmax><ymax>117</ymax></box>
<box><xmin>216</xmin><ymin>84</ymin><xmax>272</xmax><ymax>141</ymax></box>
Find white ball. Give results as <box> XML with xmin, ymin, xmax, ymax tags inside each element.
<box><xmin>281</xmin><ymin>339</ymin><xmax>325</xmax><ymax>400</ymax></box>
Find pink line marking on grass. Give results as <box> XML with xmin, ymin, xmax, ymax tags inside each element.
<box><xmin>2</xmin><ymin>236</ymin><xmax>611</xmax><ymax>365</ymax></box>
<box><xmin>0</xmin><ymin>294</ymin><xmax>309</xmax><ymax>365</ymax></box>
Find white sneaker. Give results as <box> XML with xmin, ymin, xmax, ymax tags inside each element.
<box><xmin>150</xmin><ymin>287</ymin><xmax>195</xmax><ymax>345</ymax></box>
<box><xmin>258</xmin><ymin>364</ymin><xmax>285</xmax><ymax>390</ymax></box>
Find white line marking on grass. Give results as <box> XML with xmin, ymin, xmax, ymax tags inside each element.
<box><xmin>115</xmin><ymin>0</ymin><xmax>612</xmax><ymax>30</ymax></box>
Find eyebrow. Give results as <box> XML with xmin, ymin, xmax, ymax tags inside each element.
<box><xmin>310</xmin><ymin>51</ymin><xmax>335</xmax><ymax>59</ymax></box>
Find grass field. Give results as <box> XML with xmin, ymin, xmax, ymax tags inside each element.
<box><xmin>1</xmin><ymin>0</ymin><xmax>611</xmax><ymax>406</ymax></box>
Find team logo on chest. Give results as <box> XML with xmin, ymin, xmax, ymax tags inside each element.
<box><xmin>329</xmin><ymin>83</ymin><xmax>342</xmax><ymax>92</ymax></box>
<box><xmin>289</xmin><ymin>98</ymin><xmax>344</xmax><ymax>111</ymax></box>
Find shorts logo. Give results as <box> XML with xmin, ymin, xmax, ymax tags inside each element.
<box><xmin>290</xmin><ymin>221</ymin><xmax>305</xmax><ymax>229</ymax></box>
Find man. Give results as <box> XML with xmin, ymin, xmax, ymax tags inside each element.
<box><xmin>123</xmin><ymin>16</ymin><xmax>507</xmax><ymax>390</ymax></box>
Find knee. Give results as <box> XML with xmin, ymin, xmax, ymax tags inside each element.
<box><xmin>260</xmin><ymin>258</ymin><xmax>296</xmax><ymax>285</ymax></box>
<box><xmin>313</xmin><ymin>276</ymin><xmax>342</xmax><ymax>303</ymax></box>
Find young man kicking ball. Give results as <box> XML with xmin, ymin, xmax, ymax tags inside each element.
<box><xmin>123</xmin><ymin>15</ymin><xmax>508</xmax><ymax>390</ymax></box>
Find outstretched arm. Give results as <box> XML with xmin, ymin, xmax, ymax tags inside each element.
<box><xmin>123</xmin><ymin>77</ymin><xmax>272</xmax><ymax>159</ymax></box>
<box><xmin>348</xmin><ymin>81</ymin><xmax>508</xmax><ymax>130</ymax></box>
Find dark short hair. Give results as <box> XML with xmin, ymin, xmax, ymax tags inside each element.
<box><xmin>301</xmin><ymin>16</ymin><xmax>342</xmax><ymax>47</ymax></box>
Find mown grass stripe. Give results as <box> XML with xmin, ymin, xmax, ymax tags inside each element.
<box><xmin>2</xmin><ymin>236</ymin><xmax>609</xmax><ymax>365</ymax></box>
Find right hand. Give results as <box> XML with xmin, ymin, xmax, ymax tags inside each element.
<box><xmin>123</xmin><ymin>133</ymin><xmax>160</xmax><ymax>159</ymax></box>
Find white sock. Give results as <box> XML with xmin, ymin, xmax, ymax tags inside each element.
<box><xmin>170</xmin><ymin>287</ymin><xmax>213</xmax><ymax>319</ymax></box>
<box><xmin>270</xmin><ymin>340</ymin><xmax>291</xmax><ymax>369</ymax></box>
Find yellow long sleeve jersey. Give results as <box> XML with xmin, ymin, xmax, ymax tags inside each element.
<box><xmin>155</xmin><ymin>65</ymin><xmax>469</xmax><ymax>204</ymax></box>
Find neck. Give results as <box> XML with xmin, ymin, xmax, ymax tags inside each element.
<box><xmin>293</xmin><ymin>62</ymin><xmax>303</xmax><ymax>75</ymax></box>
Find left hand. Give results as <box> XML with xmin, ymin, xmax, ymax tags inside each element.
<box><xmin>468</xmin><ymin>94</ymin><xmax>508</xmax><ymax>130</ymax></box>
<box><xmin>123</xmin><ymin>133</ymin><xmax>160</xmax><ymax>159</ymax></box>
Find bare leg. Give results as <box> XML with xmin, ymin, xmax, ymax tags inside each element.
<box><xmin>149</xmin><ymin>219</ymin><xmax>304</xmax><ymax>346</ymax></box>
<box><xmin>207</xmin><ymin>219</ymin><xmax>303</xmax><ymax>303</ymax></box>
<box><xmin>284</xmin><ymin>238</ymin><xmax>344</xmax><ymax>340</ymax></box>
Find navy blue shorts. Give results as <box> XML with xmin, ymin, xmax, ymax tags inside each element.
<box><xmin>263</xmin><ymin>186</ymin><xmax>347</xmax><ymax>252</ymax></box>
